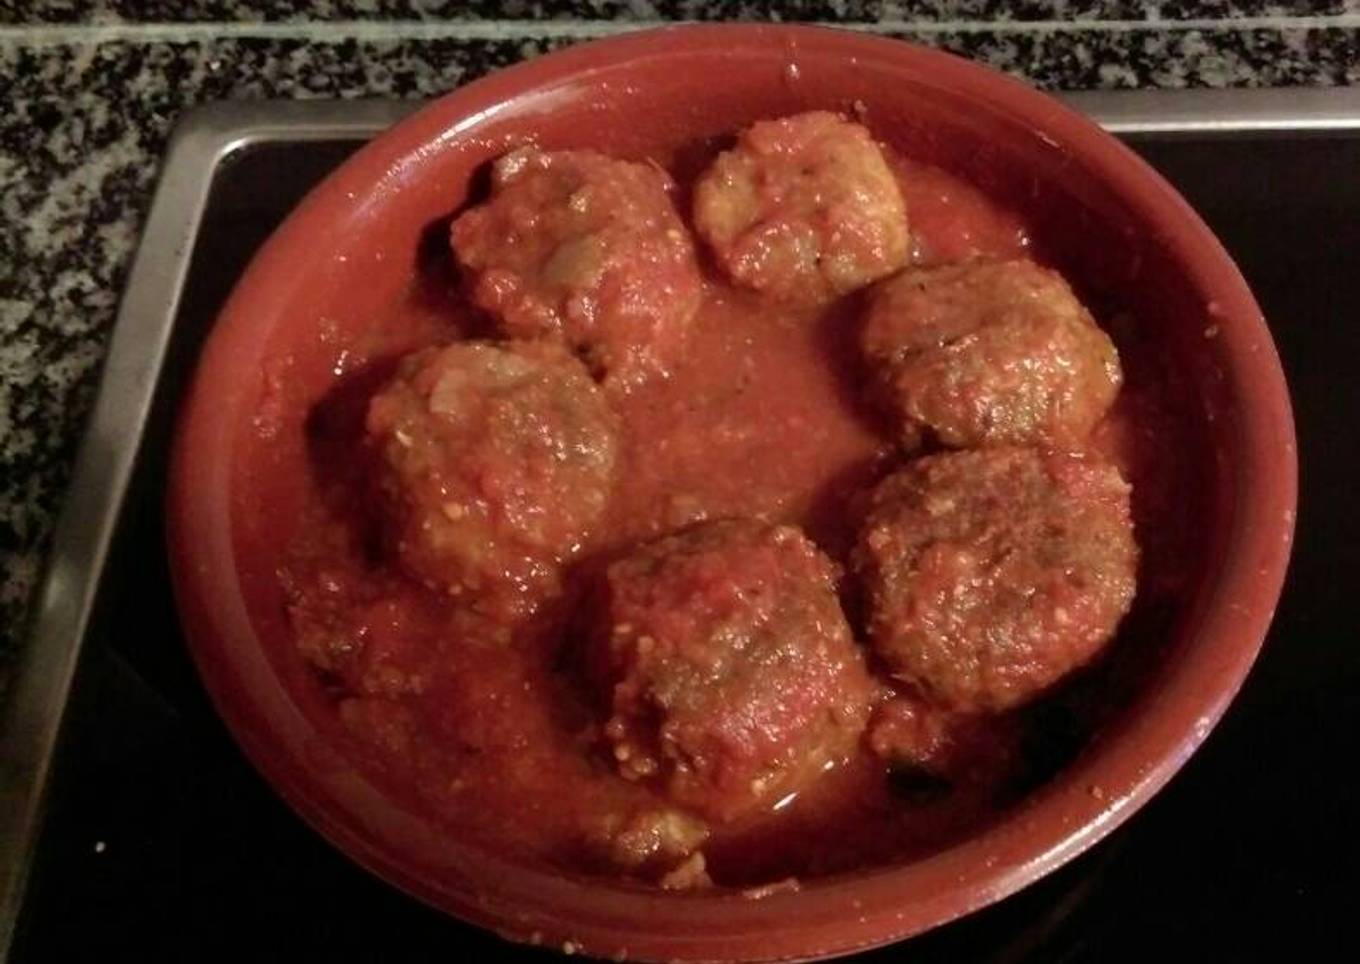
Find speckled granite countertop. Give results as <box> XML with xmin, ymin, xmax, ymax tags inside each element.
<box><xmin>1</xmin><ymin>1</ymin><xmax>1357</xmax><ymax>674</ymax></box>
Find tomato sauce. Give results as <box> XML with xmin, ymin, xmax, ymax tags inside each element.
<box><xmin>255</xmin><ymin>144</ymin><xmax>1196</xmax><ymax>889</ymax></box>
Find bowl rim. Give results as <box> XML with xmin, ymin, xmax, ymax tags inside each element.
<box><xmin>167</xmin><ymin>22</ymin><xmax>1298</xmax><ymax>962</ymax></box>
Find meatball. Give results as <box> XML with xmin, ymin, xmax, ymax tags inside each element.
<box><xmin>366</xmin><ymin>341</ymin><xmax>618</xmax><ymax>618</ymax></box>
<box><xmin>853</xmin><ymin>448</ymin><xmax>1137</xmax><ymax>712</ymax></box>
<box><xmin>591</xmin><ymin>519</ymin><xmax>874</xmax><ymax>821</ymax></box>
<box><xmin>693</xmin><ymin>111</ymin><xmax>910</xmax><ymax>300</ymax></box>
<box><xmin>450</xmin><ymin>147</ymin><xmax>703</xmax><ymax>385</ymax></box>
<box><xmin>861</xmin><ymin>258</ymin><xmax>1122</xmax><ymax>449</ymax></box>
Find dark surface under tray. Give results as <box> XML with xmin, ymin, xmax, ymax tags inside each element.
<box><xmin>10</xmin><ymin>103</ymin><xmax>1360</xmax><ymax>961</ymax></box>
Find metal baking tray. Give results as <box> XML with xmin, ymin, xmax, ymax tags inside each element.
<box><xmin>3</xmin><ymin>88</ymin><xmax>1358</xmax><ymax>960</ymax></box>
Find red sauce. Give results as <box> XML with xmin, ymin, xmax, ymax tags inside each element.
<box><xmin>250</xmin><ymin>143</ymin><xmax>1196</xmax><ymax>889</ymax></box>
<box><xmin>891</xmin><ymin>156</ymin><xmax>1031</xmax><ymax>266</ymax></box>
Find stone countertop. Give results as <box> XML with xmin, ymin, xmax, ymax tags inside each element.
<box><xmin>1</xmin><ymin>2</ymin><xmax>1357</xmax><ymax>673</ymax></box>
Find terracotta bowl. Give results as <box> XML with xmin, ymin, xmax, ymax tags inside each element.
<box><xmin>167</xmin><ymin>24</ymin><xmax>1296</xmax><ymax>962</ymax></box>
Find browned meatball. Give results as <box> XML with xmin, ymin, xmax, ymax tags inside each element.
<box><xmin>693</xmin><ymin>112</ymin><xmax>910</xmax><ymax>301</ymax></box>
<box><xmin>862</xmin><ymin>259</ymin><xmax>1122</xmax><ymax>449</ymax></box>
<box><xmin>366</xmin><ymin>341</ymin><xmax>618</xmax><ymax>618</ymax></box>
<box><xmin>591</xmin><ymin>519</ymin><xmax>874</xmax><ymax>821</ymax></box>
<box><xmin>450</xmin><ymin>147</ymin><xmax>704</xmax><ymax>385</ymax></box>
<box><xmin>853</xmin><ymin>448</ymin><xmax>1137</xmax><ymax>712</ymax></box>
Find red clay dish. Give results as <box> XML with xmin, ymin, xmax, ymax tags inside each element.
<box><xmin>167</xmin><ymin>24</ymin><xmax>1297</xmax><ymax>962</ymax></box>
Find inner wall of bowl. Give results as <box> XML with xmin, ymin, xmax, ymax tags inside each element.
<box><xmin>228</xmin><ymin>43</ymin><xmax>1233</xmax><ymax>870</ymax></box>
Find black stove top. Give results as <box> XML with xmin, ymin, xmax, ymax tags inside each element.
<box><xmin>11</xmin><ymin>129</ymin><xmax>1359</xmax><ymax>962</ymax></box>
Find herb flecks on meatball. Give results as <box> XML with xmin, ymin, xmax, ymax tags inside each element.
<box><xmin>591</xmin><ymin>519</ymin><xmax>874</xmax><ymax>821</ymax></box>
<box><xmin>694</xmin><ymin>112</ymin><xmax>911</xmax><ymax>301</ymax></box>
<box><xmin>853</xmin><ymin>448</ymin><xmax>1137</xmax><ymax>712</ymax></box>
<box><xmin>451</xmin><ymin>147</ymin><xmax>704</xmax><ymax>385</ymax></box>
<box><xmin>367</xmin><ymin>340</ymin><xmax>618</xmax><ymax>619</ymax></box>
<box><xmin>861</xmin><ymin>258</ymin><xmax>1122</xmax><ymax>449</ymax></box>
